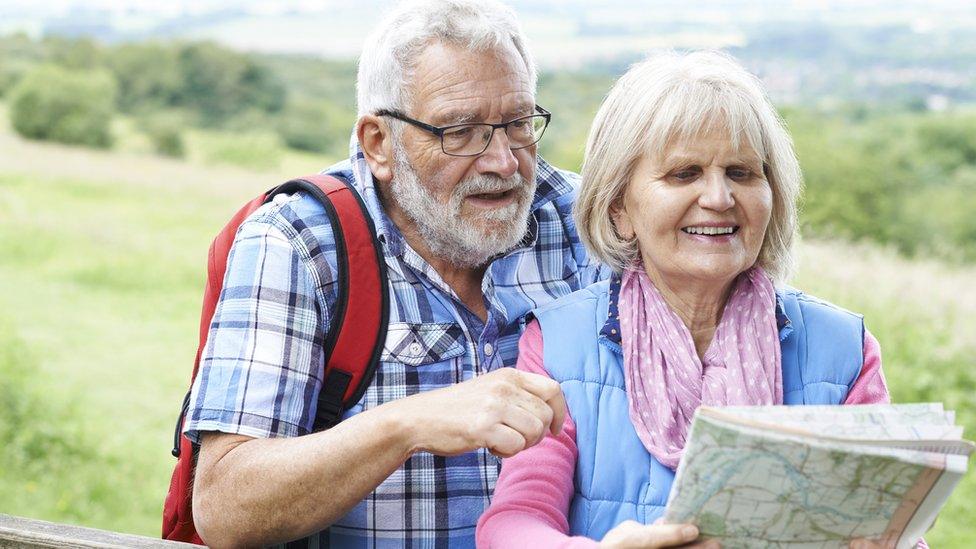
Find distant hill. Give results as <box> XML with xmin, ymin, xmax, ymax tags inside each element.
<box><xmin>3</xmin><ymin>0</ymin><xmax>975</xmax><ymax>106</ymax></box>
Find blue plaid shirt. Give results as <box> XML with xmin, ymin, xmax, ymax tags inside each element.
<box><xmin>185</xmin><ymin>144</ymin><xmax>607</xmax><ymax>548</ymax></box>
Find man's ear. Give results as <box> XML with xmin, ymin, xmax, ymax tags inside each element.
<box><xmin>357</xmin><ymin>115</ymin><xmax>394</xmax><ymax>183</ymax></box>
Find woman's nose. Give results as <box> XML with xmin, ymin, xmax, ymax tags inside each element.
<box><xmin>698</xmin><ymin>171</ymin><xmax>735</xmax><ymax>211</ymax></box>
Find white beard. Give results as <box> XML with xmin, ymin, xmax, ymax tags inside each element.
<box><xmin>388</xmin><ymin>141</ymin><xmax>536</xmax><ymax>268</ymax></box>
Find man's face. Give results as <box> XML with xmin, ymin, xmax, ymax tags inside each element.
<box><xmin>387</xmin><ymin>41</ymin><xmax>539</xmax><ymax>268</ymax></box>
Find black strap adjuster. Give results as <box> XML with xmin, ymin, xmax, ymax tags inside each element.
<box><xmin>314</xmin><ymin>369</ymin><xmax>353</xmax><ymax>430</ymax></box>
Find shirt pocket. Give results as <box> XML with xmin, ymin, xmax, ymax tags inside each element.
<box><xmin>381</xmin><ymin>322</ymin><xmax>467</xmax><ymax>367</ymax></box>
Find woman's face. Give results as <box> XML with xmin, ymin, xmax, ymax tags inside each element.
<box><xmin>613</xmin><ymin>128</ymin><xmax>772</xmax><ymax>290</ymax></box>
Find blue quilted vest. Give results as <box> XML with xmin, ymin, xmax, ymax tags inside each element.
<box><xmin>534</xmin><ymin>279</ymin><xmax>864</xmax><ymax>540</ymax></box>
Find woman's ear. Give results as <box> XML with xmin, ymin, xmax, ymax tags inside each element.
<box><xmin>610</xmin><ymin>197</ymin><xmax>635</xmax><ymax>240</ymax></box>
<box><xmin>357</xmin><ymin>115</ymin><xmax>394</xmax><ymax>183</ymax></box>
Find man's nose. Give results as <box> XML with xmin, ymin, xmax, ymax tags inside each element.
<box><xmin>698</xmin><ymin>171</ymin><xmax>735</xmax><ymax>211</ymax></box>
<box><xmin>475</xmin><ymin>128</ymin><xmax>519</xmax><ymax>179</ymax></box>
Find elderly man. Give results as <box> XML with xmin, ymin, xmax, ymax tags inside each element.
<box><xmin>184</xmin><ymin>0</ymin><xmax>605</xmax><ymax>546</ymax></box>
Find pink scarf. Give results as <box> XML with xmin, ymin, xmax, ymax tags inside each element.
<box><xmin>618</xmin><ymin>264</ymin><xmax>783</xmax><ymax>469</ymax></box>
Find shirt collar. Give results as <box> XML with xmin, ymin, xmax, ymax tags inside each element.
<box><xmin>599</xmin><ymin>272</ymin><xmax>793</xmax><ymax>346</ymax></box>
<box><xmin>530</xmin><ymin>155</ymin><xmax>575</xmax><ymax>212</ymax></box>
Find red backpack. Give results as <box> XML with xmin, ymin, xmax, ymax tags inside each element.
<box><xmin>162</xmin><ymin>175</ymin><xmax>389</xmax><ymax>544</ymax></box>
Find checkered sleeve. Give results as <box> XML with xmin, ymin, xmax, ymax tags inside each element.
<box><xmin>184</xmin><ymin>211</ymin><xmax>327</xmax><ymax>443</ymax></box>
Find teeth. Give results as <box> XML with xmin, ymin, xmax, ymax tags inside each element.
<box><xmin>683</xmin><ymin>226</ymin><xmax>736</xmax><ymax>235</ymax></box>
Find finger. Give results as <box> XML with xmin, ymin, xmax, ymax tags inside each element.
<box><xmin>546</xmin><ymin>390</ymin><xmax>567</xmax><ymax>435</ymax></box>
<box><xmin>507</xmin><ymin>390</ymin><xmax>555</xmax><ymax>432</ymax></box>
<box><xmin>514</xmin><ymin>370</ymin><xmax>563</xmax><ymax>401</ymax></box>
<box><xmin>601</xmin><ymin>520</ymin><xmax>643</xmax><ymax>546</ymax></box>
<box><xmin>523</xmin><ymin>374</ymin><xmax>567</xmax><ymax>436</ymax></box>
<box><xmin>635</xmin><ymin>523</ymin><xmax>699</xmax><ymax>548</ymax></box>
<box><xmin>484</xmin><ymin>424</ymin><xmax>526</xmax><ymax>458</ymax></box>
<box><xmin>681</xmin><ymin>539</ymin><xmax>721</xmax><ymax>549</ymax></box>
<box><xmin>499</xmin><ymin>405</ymin><xmax>547</xmax><ymax>448</ymax></box>
<box><xmin>849</xmin><ymin>539</ymin><xmax>888</xmax><ymax>549</ymax></box>
<box><xmin>507</xmin><ymin>373</ymin><xmax>565</xmax><ymax>436</ymax></box>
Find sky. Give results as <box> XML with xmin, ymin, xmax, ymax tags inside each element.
<box><xmin>2</xmin><ymin>0</ymin><xmax>975</xmax><ymax>68</ymax></box>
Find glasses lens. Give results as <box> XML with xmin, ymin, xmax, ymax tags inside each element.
<box><xmin>442</xmin><ymin>124</ymin><xmax>492</xmax><ymax>156</ymax></box>
<box><xmin>506</xmin><ymin>115</ymin><xmax>548</xmax><ymax>149</ymax></box>
<box><xmin>440</xmin><ymin>114</ymin><xmax>549</xmax><ymax>156</ymax></box>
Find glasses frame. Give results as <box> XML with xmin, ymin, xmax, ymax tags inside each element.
<box><xmin>375</xmin><ymin>105</ymin><xmax>552</xmax><ymax>157</ymax></box>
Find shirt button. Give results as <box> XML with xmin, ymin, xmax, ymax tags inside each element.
<box><xmin>409</xmin><ymin>342</ymin><xmax>423</xmax><ymax>355</ymax></box>
<box><xmin>484</xmin><ymin>343</ymin><xmax>494</xmax><ymax>356</ymax></box>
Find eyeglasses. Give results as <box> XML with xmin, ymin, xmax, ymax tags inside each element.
<box><xmin>375</xmin><ymin>105</ymin><xmax>551</xmax><ymax>157</ymax></box>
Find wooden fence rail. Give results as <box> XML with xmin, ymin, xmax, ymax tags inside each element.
<box><xmin>0</xmin><ymin>514</ymin><xmax>199</xmax><ymax>548</ymax></box>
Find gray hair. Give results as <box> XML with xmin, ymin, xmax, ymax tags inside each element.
<box><xmin>356</xmin><ymin>0</ymin><xmax>537</xmax><ymax>117</ymax></box>
<box><xmin>574</xmin><ymin>50</ymin><xmax>802</xmax><ymax>283</ymax></box>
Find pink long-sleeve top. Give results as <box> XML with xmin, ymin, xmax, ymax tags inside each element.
<box><xmin>476</xmin><ymin>320</ymin><xmax>893</xmax><ymax>548</ymax></box>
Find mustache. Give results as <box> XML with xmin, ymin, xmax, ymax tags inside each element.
<box><xmin>454</xmin><ymin>173</ymin><xmax>527</xmax><ymax>197</ymax></box>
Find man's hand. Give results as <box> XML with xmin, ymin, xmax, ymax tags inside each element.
<box><xmin>394</xmin><ymin>368</ymin><xmax>567</xmax><ymax>458</ymax></box>
<box><xmin>600</xmin><ymin>521</ymin><xmax>720</xmax><ymax>548</ymax></box>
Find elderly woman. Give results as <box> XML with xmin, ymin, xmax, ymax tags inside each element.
<box><xmin>476</xmin><ymin>51</ymin><xmax>894</xmax><ymax>548</ymax></box>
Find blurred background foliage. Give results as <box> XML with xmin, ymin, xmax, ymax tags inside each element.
<box><xmin>4</xmin><ymin>33</ymin><xmax>973</xmax><ymax>262</ymax></box>
<box><xmin>0</xmin><ymin>20</ymin><xmax>974</xmax><ymax>547</ymax></box>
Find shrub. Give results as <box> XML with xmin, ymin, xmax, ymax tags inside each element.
<box><xmin>106</xmin><ymin>42</ymin><xmax>182</xmax><ymax>113</ymax></box>
<box><xmin>8</xmin><ymin>64</ymin><xmax>117</xmax><ymax>148</ymax></box>
<box><xmin>140</xmin><ymin>114</ymin><xmax>185</xmax><ymax>158</ymax></box>
<box><xmin>0</xmin><ymin>322</ymin><xmax>95</xmax><ymax>493</ymax></box>
<box><xmin>0</xmin><ymin>62</ymin><xmax>22</xmax><ymax>98</ymax></box>
<box><xmin>175</xmin><ymin>42</ymin><xmax>285</xmax><ymax>127</ymax></box>
<box><xmin>0</xmin><ymin>320</ymin><xmax>141</xmax><ymax>527</ymax></box>
<box><xmin>790</xmin><ymin>107</ymin><xmax>976</xmax><ymax>262</ymax></box>
<box><xmin>275</xmin><ymin>99</ymin><xmax>346</xmax><ymax>153</ymax></box>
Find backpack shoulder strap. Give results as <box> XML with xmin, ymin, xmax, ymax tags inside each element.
<box><xmin>164</xmin><ymin>174</ymin><xmax>389</xmax><ymax>544</ymax></box>
<box><xmin>265</xmin><ymin>175</ymin><xmax>389</xmax><ymax>430</ymax></box>
<box><xmin>171</xmin><ymin>175</ymin><xmax>388</xmax><ymax>456</ymax></box>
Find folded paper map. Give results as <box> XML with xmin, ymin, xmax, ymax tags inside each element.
<box><xmin>664</xmin><ymin>403</ymin><xmax>973</xmax><ymax>549</ymax></box>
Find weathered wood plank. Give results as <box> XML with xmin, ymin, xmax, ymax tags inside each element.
<box><xmin>0</xmin><ymin>514</ymin><xmax>201</xmax><ymax>548</ymax></box>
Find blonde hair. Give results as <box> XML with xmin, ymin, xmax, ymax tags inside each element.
<box><xmin>574</xmin><ymin>50</ymin><xmax>802</xmax><ymax>282</ymax></box>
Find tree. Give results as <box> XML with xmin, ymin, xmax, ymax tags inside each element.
<box><xmin>42</xmin><ymin>35</ymin><xmax>102</xmax><ymax>70</ymax></box>
<box><xmin>8</xmin><ymin>64</ymin><xmax>117</xmax><ymax>149</ymax></box>
<box><xmin>276</xmin><ymin>99</ymin><xmax>346</xmax><ymax>154</ymax></box>
<box><xmin>175</xmin><ymin>42</ymin><xmax>285</xmax><ymax>127</ymax></box>
<box><xmin>105</xmin><ymin>42</ymin><xmax>182</xmax><ymax>113</ymax></box>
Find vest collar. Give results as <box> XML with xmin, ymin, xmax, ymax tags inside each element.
<box><xmin>598</xmin><ymin>272</ymin><xmax>794</xmax><ymax>352</ymax></box>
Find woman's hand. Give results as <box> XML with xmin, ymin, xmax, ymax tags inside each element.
<box><xmin>600</xmin><ymin>521</ymin><xmax>720</xmax><ymax>548</ymax></box>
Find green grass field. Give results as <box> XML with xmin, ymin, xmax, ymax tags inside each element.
<box><xmin>0</xmin><ymin>124</ymin><xmax>974</xmax><ymax>546</ymax></box>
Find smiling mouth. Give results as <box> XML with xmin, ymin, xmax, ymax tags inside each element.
<box><xmin>681</xmin><ymin>226</ymin><xmax>740</xmax><ymax>236</ymax></box>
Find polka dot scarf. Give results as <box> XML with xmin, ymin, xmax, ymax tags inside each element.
<box><xmin>618</xmin><ymin>263</ymin><xmax>783</xmax><ymax>470</ymax></box>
